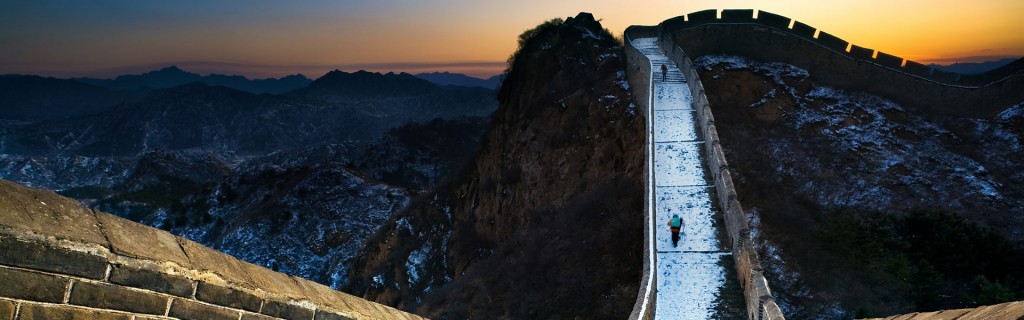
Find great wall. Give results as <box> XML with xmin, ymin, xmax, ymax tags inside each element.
<box><xmin>3</xmin><ymin>9</ymin><xmax>1024</xmax><ymax>320</ymax></box>
<box><xmin>635</xmin><ymin>9</ymin><xmax>1024</xmax><ymax>119</ymax></box>
<box><xmin>624</xmin><ymin>9</ymin><xmax>1024</xmax><ymax>320</ymax></box>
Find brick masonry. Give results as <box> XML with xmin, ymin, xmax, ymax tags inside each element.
<box><xmin>0</xmin><ymin>267</ymin><xmax>70</xmax><ymax>304</ymax></box>
<box><xmin>195</xmin><ymin>282</ymin><xmax>263</xmax><ymax>312</ymax></box>
<box><xmin>108</xmin><ymin>263</ymin><xmax>195</xmax><ymax>297</ymax></box>
<box><xmin>0</xmin><ymin>235</ymin><xmax>108</xmax><ymax>279</ymax></box>
<box><xmin>262</xmin><ymin>299</ymin><xmax>316</xmax><ymax>320</ymax></box>
<box><xmin>168</xmin><ymin>298</ymin><xmax>241</xmax><ymax>320</ymax></box>
<box><xmin>17</xmin><ymin>303</ymin><xmax>133</xmax><ymax>320</ymax></box>
<box><xmin>0</xmin><ymin>178</ymin><xmax>427</xmax><ymax>320</ymax></box>
<box><xmin>68</xmin><ymin>281</ymin><xmax>168</xmax><ymax>315</ymax></box>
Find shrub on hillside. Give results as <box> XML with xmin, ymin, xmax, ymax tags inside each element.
<box><xmin>817</xmin><ymin>209</ymin><xmax>1024</xmax><ymax>316</ymax></box>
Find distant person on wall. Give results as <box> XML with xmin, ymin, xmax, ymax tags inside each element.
<box><xmin>661</xmin><ymin>64</ymin><xmax>668</xmax><ymax>81</ymax></box>
<box><xmin>667</xmin><ymin>214</ymin><xmax>682</xmax><ymax>247</ymax></box>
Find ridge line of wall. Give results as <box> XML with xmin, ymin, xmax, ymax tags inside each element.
<box><xmin>623</xmin><ymin>25</ymin><xmax>657</xmax><ymax>320</ymax></box>
<box><xmin>662</xmin><ymin>9</ymin><xmax>1023</xmax><ymax>87</ymax></box>
<box><xmin>650</xmin><ymin>9</ymin><xmax>1024</xmax><ymax>118</ymax></box>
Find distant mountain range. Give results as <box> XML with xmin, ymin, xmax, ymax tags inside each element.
<box><xmin>414</xmin><ymin>72</ymin><xmax>503</xmax><ymax>89</ymax></box>
<box><xmin>931</xmin><ymin>57</ymin><xmax>1018</xmax><ymax>75</ymax></box>
<box><xmin>76</xmin><ymin>66</ymin><xmax>313</xmax><ymax>94</ymax></box>
<box><xmin>0</xmin><ymin>67</ymin><xmax>498</xmax><ymax>156</ymax></box>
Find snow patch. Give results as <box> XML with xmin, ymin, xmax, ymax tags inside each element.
<box><xmin>405</xmin><ymin>243</ymin><xmax>431</xmax><ymax>285</ymax></box>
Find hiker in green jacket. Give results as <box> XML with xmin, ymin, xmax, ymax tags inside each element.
<box><xmin>667</xmin><ymin>214</ymin><xmax>682</xmax><ymax>247</ymax></box>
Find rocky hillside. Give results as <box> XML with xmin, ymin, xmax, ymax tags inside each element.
<box><xmin>346</xmin><ymin>13</ymin><xmax>645</xmax><ymax>319</ymax></box>
<box><xmin>695</xmin><ymin>55</ymin><xmax>1024</xmax><ymax>319</ymax></box>
<box><xmin>32</xmin><ymin>117</ymin><xmax>488</xmax><ymax>288</ymax></box>
<box><xmin>1</xmin><ymin>69</ymin><xmax>494</xmax><ymax>289</ymax></box>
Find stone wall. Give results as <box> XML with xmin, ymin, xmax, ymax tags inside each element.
<box><xmin>0</xmin><ymin>179</ymin><xmax>425</xmax><ymax>320</ymax></box>
<box><xmin>625</xmin><ymin>23</ymin><xmax>785</xmax><ymax>320</ymax></box>
<box><xmin>656</xmin><ymin>32</ymin><xmax>786</xmax><ymax>320</ymax></box>
<box><xmin>660</xmin><ymin>9</ymin><xmax>1024</xmax><ymax>118</ymax></box>
<box><xmin>625</xmin><ymin>20</ymin><xmax>785</xmax><ymax>320</ymax></box>
<box><xmin>861</xmin><ymin>300</ymin><xmax>1024</xmax><ymax>319</ymax></box>
<box><xmin>623</xmin><ymin>25</ymin><xmax>657</xmax><ymax>320</ymax></box>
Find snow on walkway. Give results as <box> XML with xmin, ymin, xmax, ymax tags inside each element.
<box><xmin>634</xmin><ymin>37</ymin><xmax>735</xmax><ymax>320</ymax></box>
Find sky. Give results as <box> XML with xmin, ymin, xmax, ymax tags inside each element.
<box><xmin>1</xmin><ymin>0</ymin><xmax>1022</xmax><ymax>79</ymax></box>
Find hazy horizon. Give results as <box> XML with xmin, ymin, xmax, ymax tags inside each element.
<box><xmin>3</xmin><ymin>1</ymin><xmax>1022</xmax><ymax>79</ymax></box>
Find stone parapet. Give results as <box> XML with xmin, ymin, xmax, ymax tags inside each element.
<box><xmin>623</xmin><ymin>26</ymin><xmax>657</xmax><ymax>320</ymax></box>
<box><xmin>0</xmin><ymin>179</ymin><xmax>425</xmax><ymax>320</ymax></box>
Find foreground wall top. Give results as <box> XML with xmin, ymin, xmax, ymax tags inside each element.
<box><xmin>0</xmin><ymin>179</ymin><xmax>425</xmax><ymax>320</ymax></box>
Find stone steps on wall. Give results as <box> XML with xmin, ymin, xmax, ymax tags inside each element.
<box><xmin>633</xmin><ymin>35</ymin><xmax>749</xmax><ymax>320</ymax></box>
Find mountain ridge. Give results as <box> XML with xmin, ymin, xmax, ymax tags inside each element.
<box><xmin>414</xmin><ymin>72</ymin><xmax>503</xmax><ymax>89</ymax></box>
<box><xmin>76</xmin><ymin>65</ymin><xmax>313</xmax><ymax>94</ymax></box>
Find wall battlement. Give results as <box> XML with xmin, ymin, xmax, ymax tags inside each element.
<box><xmin>0</xmin><ymin>179</ymin><xmax>425</xmax><ymax>320</ymax></box>
<box><xmin>667</xmin><ymin>9</ymin><xmax>1023</xmax><ymax>85</ymax></box>
<box><xmin>647</xmin><ymin>9</ymin><xmax>1024</xmax><ymax>118</ymax></box>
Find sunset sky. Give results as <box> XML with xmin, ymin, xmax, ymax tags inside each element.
<box><xmin>2</xmin><ymin>0</ymin><xmax>1022</xmax><ymax>79</ymax></box>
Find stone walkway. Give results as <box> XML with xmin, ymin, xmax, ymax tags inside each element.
<box><xmin>633</xmin><ymin>37</ymin><xmax>746</xmax><ymax>320</ymax></box>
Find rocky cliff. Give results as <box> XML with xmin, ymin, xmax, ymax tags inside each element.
<box><xmin>346</xmin><ymin>13</ymin><xmax>645</xmax><ymax>319</ymax></box>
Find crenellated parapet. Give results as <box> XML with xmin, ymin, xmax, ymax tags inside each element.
<box><xmin>635</xmin><ymin>9</ymin><xmax>1024</xmax><ymax>118</ymax></box>
<box><xmin>0</xmin><ymin>179</ymin><xmax>426</xmax><ymax>320</ymax></box>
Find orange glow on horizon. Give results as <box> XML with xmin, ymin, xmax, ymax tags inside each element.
<box><xmin>1</xmin><ymin>1</ymin><xmax>1021</xmax><ymax>79</ymax></box>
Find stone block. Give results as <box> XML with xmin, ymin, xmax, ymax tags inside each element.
<box><xmin>314</xmin><ymin>310</ymin><xmax>356</xmax><ymax>320</ymax></box>
<box><xmin>262</xmin><ymin>299</ymin><xmax>315</xmax><ymax>320</ymax></box>
<box><xmin>756</xmin><ymin>11</ymin><xmax>791</xmax><ymax>30</ymax></box>
<box><xmin>903</xmin><ymin>60</ymin><xmax>931</xmax><ymax>77</ymax></box>
<box><xmin>815</xmin><ymin>31</ymin><xmax>848</xmax><ymax>53</ymax></box>
<box><xmin>790</xmin><ymin>21</ymin><xmax>815</xmax><ymax>39</ymax></box>
<box><xmin>239</xmin><ymin>260</ymin><xmax>307</xmax><ymax>300</ymax></box>
<box><xmin>875</xmin><ymin>51</ymin><xmax>904</xmax><ymax>69</ymax></box>
<box><xmin>289</xmin><ymin>276</ymin><xmax>354</xmax><ymax>313</ymax></box>
<box><xmin>109</xmin><ymin>263</ymin><xmax>194</xmax><ymax>297</ymax></box>
<box><xmin>169</xmin><ymin>298</ymin><xmax>241</xmax><ymax>320</ymax></box>
<box><xmin>242</xmin><ymin>313</ymin><xmax>280</xmax><ymax>320</ymax></box>
<box><xmin>0</xmin><ymin>299</ymin><xmax>14</xmax><ymax>320</ymax></box>
<box><xmin>177</xmin><ymin>238</ymin><xmax>255</xmax><ymax>288</ymax></box>
<box><xmin>0</xmin><ymin>234</ymin><xmax>108</xmax><ymax>279</ymax></box>
<box><xmin>849</xmin><ymin>45</ymin><xmax>874</xmax><ymax>60</ymax></box>
<box><xmin>68</xmin><ymin>281</ymin><xmax>168</xmax><ymax>315</ymax></box>
<box><xmin>95</xmin><ymin>211</ymin><xmax>191</xmax><ymax>268</ymax></box>
<box><xmin>17</xmin><ymin>303</ymin><xmax>132</xmax><ymax>320</ymax></box>
<box><xmin>0</xmin><ymin>266</ymin><xmax>69</xmax><ymax>303</ymax></box>
<box><xmin>661</xmin><ymin>16</ymin><xmax>688</xmax><ymax>32</ymax></box>
<box><xmin>0</xmin><ymin>180</ymin><xmax>108</xmax><ymax>246</ymax></box>
<box><xmin>686</xmin><ymin>9</ymin><xmax>718</xmax><ymax>25</ymax></box>
<box><xmin>196</xmin><ymin>281</ymin><xmax>263</xmax><ymax>312</ymax></box>
<box><xmin>721</xmin><ymin>9</ymin><xmax>755</xmax><ymax>22</ymax></box>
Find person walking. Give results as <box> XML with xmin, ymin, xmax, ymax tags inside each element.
<box><xmin>667</xmin><ymin>214</ymin><xmax>682</xmax><ymax>247</ymax></box>
<box><xmin>661</xmin><ymin>64</ymin><xmax>668</xmax><ymax>82</ymax></box>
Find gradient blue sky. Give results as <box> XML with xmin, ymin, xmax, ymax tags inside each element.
<box><xmin>2</xmin><ymin>0</ymin><xmax>1022</xmax><ymax>79</ymax></box>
